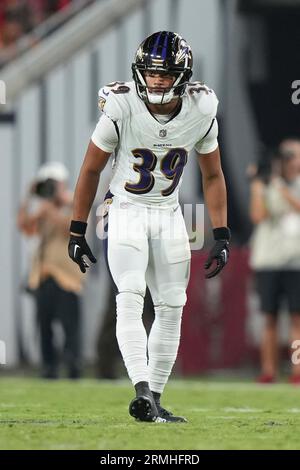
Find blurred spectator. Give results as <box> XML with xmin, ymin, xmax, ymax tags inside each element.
<box><xmin>278</xmin><ymin>138</ymin><xmax>300</xmax><ymax>171</ymax></box>
<box><xmin>0</xmin><ymin>17</ymin><xmax>24</xmax><ymax>46</ymax></box>
<box><xmin>26</xmin><ymin>1</ymin><xmax>49</xmax><ymax>28</ymax></box>
<box><xmin>17</xmin><ymin>162</ymin><xmax>84</xmax><ymax>379</ymax></box>
<box><xmin>249</xmin><ymin>138</ymin><xmax>300</xmax><ymax>384</ymax></box>
<box><xmin>0</xmin><ymin>0</ymin><xmax>72</xmax><ymax>58</ymax></box>
<box><xmin>4</xmin><ymin>0</ymin><xmax>33</xmax><ymax>32</ymax></box>
<box><xmin>43</xmin><ymin>0</ymin><xmax>71</xmax><ymax>16</ymax></box>
<box><xmin>0</xmin><ymin>1</ymin><xmax>31</xmax><ymax>52</ymax></box>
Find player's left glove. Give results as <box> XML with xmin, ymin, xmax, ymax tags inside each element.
<box><xmin>204</xmin><ymin>227</ymin><xmax>230</xmax><ymax>279</ymax></box>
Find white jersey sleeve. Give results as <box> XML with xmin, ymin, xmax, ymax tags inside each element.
<box><xmin>91</xmin><ymin>114</ymin><xmax>118</xmax><ymax>153</ymax></box>
<box><xmin>193</xmin><ymin>86</ymin><xmax>219</xmax><ymax>154</ymax></box>
<box><xmin>194</xmin><ymin>117</ymin><xmax>219</xmax><ymax>154</ymax></box>
<box><xmin>91</xmin><ymin>82</ymin><xmax>130</xmax><ymax>153</ymax></box>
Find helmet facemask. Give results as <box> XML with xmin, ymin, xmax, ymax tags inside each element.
<box><xmin>133</xmin><ymin>67</ymin><xmax>190</xmax><ymax>105</ymax></box>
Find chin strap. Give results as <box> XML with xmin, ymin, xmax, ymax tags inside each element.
<box><xmin>146</xmin><ymin>88</ymin><xmax>174</xmax><ymax>105</ymax></box>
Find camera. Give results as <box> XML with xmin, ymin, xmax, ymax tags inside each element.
<box><xmin>34</xmin><ymin>178</ymin><xmax>57</xmax><ymax>199</ymax></box>
<box><xmin>254</xmin><ymin>158</ymin><xmax>273</xmax><ymax>183</ymax></box>
<box><xmin>247</xmin><ymin>145</ymin><xmax>277</xmax><ymax>184</ymax></box>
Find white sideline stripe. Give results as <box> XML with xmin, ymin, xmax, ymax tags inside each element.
<box><xmin>223</xmin><ymin>407</ymin><xmax>263</xmax><ymax>413</ymax></box>
<box><xmin>189</xmin><ymin>408</ymin><xmax>262</xmax><ymax>413</ymax></box>
<box><xmin>190</xmin><ymin>407</ymin><xmax>300</xmax><ymax>414</ymax></box>
<box><xmin>49</xmin><ymin>444</ymin><xmax>79</xmax><ymax>450</ymax></box>
<box><xmin>189</xmin><ymin>408</ymin><xmax>214</xmax><ymax>412</ymax></box>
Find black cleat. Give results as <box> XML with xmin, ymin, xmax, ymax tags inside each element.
<box><xmin>156</xmin><ymin>405</ymin><xmax>188</xmax><ymax>423</ymax></box>
<box><xmin>129</xmin><ymin>395</ymin><xmax>158</xmax><ymax>422</ymax></box>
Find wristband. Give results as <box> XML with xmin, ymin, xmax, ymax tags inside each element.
<box><xmin>70</xmin><ymin>220</ymin><xmax>87</xmax><ymax>235</ymax></box>
<box><xmin>213</xmin><ymin>227</ymin><xmax>231</xmax><ymax>241</ymax></box>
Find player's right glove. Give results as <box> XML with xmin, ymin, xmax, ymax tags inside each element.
<box><xmin>204</xmin><ymin>227</ymin><xmax>230</xmax><ymax>279</ymax></box>
<box><xmin>68</xmin><ymin>220</ymin><xmax>97</xmax><ymax>273</ymax></box>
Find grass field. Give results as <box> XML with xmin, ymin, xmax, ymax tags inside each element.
<box><xmin>0</xmin><ymin>378</ymin><xmax>300</xmax><ymax>450</ymax></box>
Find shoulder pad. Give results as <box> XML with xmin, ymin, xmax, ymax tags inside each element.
<box><xmin>186</xmin><ymin>82</ymin><xmax>219</xmax><ymax>117</ymax></box>
<box><xmin>98</xmin><ymin>81</ymin><xmax>131</xmax><ymax>115</ymax></box>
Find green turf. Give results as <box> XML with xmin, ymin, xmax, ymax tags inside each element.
<box><xmin>0</xmin><ymin>378</ymin><xmax>300</xmax><ymax>450</ymax></box>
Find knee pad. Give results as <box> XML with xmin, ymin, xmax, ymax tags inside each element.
<box><xmin>116</xmin><ymin>291</ymin><xmax>144</xmax><ymax>320</ymax></box>
<box><xmin>154</xmin><ymin>303</ymin><xmax>183</xmax><ymax>319</ymax></box>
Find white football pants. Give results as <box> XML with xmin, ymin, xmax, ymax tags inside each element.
<box><xmin>107</xmin><ymin>196</ymin><xmax>191</xmax><ymax>393</ymax></box>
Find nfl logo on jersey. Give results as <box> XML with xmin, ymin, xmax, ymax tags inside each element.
<box><xmin>159</xmin><ymin>129</ymin><xmax>167</xmax><ymax>138</ymax></box>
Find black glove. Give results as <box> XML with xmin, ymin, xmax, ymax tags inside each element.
<box><xmin>68</xmin><ymin>220</ymin><xmax>97</xmax><ymax>273</ymax></box>
<box><xmin>204</xmin><ymin>227</ymin><xmax>230</xmax><ymax>279</ymax></box>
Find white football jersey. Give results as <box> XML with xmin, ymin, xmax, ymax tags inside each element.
<box><xmin>92</xmin><ymin>80</ymin><xmax>219</xmax><ymax>208</ymax></box>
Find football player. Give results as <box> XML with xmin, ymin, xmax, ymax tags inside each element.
<box><xmin>69</xmin><ymin>31</ymin><xmax>230</xmax><ymax>423</ymax></box>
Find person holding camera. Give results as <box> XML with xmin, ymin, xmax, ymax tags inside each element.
<box><xmin>249</xmin><ymin>138</ymin><xmax>300</xmax><ymax>384</ymax></box>
<box><xmin>18</xmin><ymin>162</ymin><xmax>84</xmax><ymax>379</ymax></box>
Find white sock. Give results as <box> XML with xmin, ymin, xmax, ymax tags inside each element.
<box><xmin>148</xmin><ymin>305</ymin><xmax>183</xmax><ymax>394</ymax></box>
<box><xmin>116</xmin><ymin>292</ymin><xmax>149</xmax><ymax>385</ymax></box>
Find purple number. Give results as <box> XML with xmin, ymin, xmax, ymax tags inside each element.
<box><xmin>125</xmin><ymin>149</ymin><xmax>157</xmax><ymax>194</ymax></box>
<box><xmin>106</xmin><ymin>82</ymin><xmax>130</xmax><ymax>94</ymax></box>
<box><xmin>161</xmin><ymin>148</ymin><xmax>188</xmax><ymax>196</ymax></box>
<box><xmin>187</xmin><ymin>81</ymin><xmax>212</xmax><ymax>96</ymax></box>
<box><xmin>124</xmin><ymin>148</ymin><xmax>187</xmax><ymax>196</ymax></box>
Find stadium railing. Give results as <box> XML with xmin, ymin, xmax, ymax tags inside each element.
<box><xmin>0</xmin><ymin>0</ymin><xmax>149</xmax><ymax>104</ymax></box>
